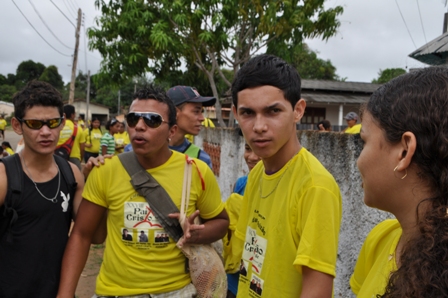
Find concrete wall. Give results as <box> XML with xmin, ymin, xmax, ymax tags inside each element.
<box><xmin>195</xmin><ymin>128</ymin><xmax>392</xmax><ymax>298</ymax></box>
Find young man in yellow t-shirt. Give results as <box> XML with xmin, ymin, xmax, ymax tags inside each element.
<box><xmin>343</xmin><ymin>112</ymin><xmax>362</xmax><ymax>134</ymax></box>
<box><xmin>226</xmin><ymin>54</ymin><xmax>342</xmax><ymax>297</ymax></box>
<box><xmin>57</xmin><ymin>86</ymin><xmax>229</xmax><ymax>297</ymax></box>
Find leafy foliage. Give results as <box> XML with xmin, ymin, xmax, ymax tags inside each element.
<box><xmin>88</xmin><ymin>0</ymin><xmax>343</xmax><ymax>126</ymax></box>
<box><xmin>372</xmin><ymin>68</ymin><xmax>406</xmax><ymax>84</ymax></box>
<box><xmin>39</xmin><ymin>65</ymin><xmax>64</xmax><ymax>90</ymax></box>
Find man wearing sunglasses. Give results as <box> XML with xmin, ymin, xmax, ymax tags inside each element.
<box><xmin>166</xmin><ymin>86</ymin><xmax>215</xmax><ymax>169</ymax></box>
<box><xmin>58</xmin><ymin>85</ymin><xmax>229</xmax><ymax>298</ymax></box>
<box><xmin>0</xmin><ymin>80</ymin><xmax>86</xmax><ymax>297</ymax></box>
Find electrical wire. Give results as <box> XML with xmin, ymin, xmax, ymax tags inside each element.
<box><xmin>62</xmin><ymin>0</ymin><xmax>76</xmax><ymax>19</ymax></box>
<box><xmin>28</xmin><ymin>0</ymin><xmax>73</xmax><ymax>50</ymax></box>
<box><xmin>394</xmin><ymin>0</ymin><xmax>417</xmax><ymax>49</ymax></box>
<box><xmin>50</xmin><ymin>0</ymin><xmax>76</xmax><ymax>28</ymax></box>
<box><xmin>416</xmin><ymin>0</ymin><xmax>428</xmax><ymax>45</ymax></box>
<box><xmin>11</xmin><ymin>0</ymin><xmax>71</xmax><ymax>57</ymax></box>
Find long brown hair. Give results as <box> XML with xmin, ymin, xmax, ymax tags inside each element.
<box><xmin>367</xmin><ymin>67</ymin><xmax>448</xmax><ymax>297</ymax></box>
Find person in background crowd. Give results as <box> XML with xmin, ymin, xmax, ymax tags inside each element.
<box><xmin>0</xmin><ymin>115</ymin><xmax>6</xmax><ymax>140</ymax></box>
<box><xmin>81</xmin><ymin>117</ymin><xmax>102</xmax><ymax>163</ymax></box>
<box><xmin>343</xmin><ymin>112</ymin><xmax>361</xmax><ymax>134</ymax></box>
<box><xmin>317</xmin><ymin>119</ymin><xmax>332</xmax><ymax>132</ymax></box>
<box><xmin>100</xmin><ymin>118</ymin><xmax>120</xmax><ymax>156</ymax></box>
<box><xmin>57</xmin><ymin>105</ymin><xmax>82</xmax><ymax>169</ymax></box>
<box><xmin>225</xmin><ymin>54</ymin><xmax>342</xmax><ymax>297</ymax></box>
<box><xmin>114</xmin><ymin>121</ymin><xmax>130</xmax><ymax>154</ymax></box>
<box><xmin>225</xmin><ymin>131</ymin><xmax>261</xmax><ymax>298</ymax></box>
<box><xmin>2</xmin><ymin>141</ymin><xmax>14</xmax><ymax>156</ymax></box>
<box><xmin>350</xmin><ymin>67</ymin><xmax>448</xmax><ymax>297</ymax></box>
<box><xmin>167</xmin><ymin>86</ymin><xmax>215</xmax><ymax>169</ymax></box>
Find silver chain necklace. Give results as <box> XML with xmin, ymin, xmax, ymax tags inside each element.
<box><xmin>20</xmin><ymin>153</ymin><xmax>60</xmax><ymax>203</ymax></box>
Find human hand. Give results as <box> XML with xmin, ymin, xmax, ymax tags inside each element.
<box><xmin>169</xmin><ymin>210</ymin><xmax>205</xmax><ymax>247</ymax></box>
<box><xmin>82</xmin><ymin>155</ymin><xmax>113</xmax><ymax>178</ymax></box>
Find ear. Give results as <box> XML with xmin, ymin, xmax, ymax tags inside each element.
<box><xmin>395</xmin><ymin>131</ymin><xmax>416</xmax><ymax>171</ymax></box>
<box><xmin>168</xmin><ymin>124</ymin><xmax>178</xmax><ymax>140</ymax></box>
<box><xmin>11</xmin><ymin>117</ymin><xmax>23</xmax><ymax>135</ymax></box>
<box><xmin>293</xmin><ymin>99</ymin><xmax>306</xmax><ymax>123</ymax></box>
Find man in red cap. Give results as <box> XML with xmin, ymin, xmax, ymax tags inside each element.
<box><xmin>167</xmin><ymin>86</ymin><xmax>215</xmax><ymax>168</ymax></box>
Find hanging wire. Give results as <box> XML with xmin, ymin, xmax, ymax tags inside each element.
<box><xmin>28</xmin><ymin>0</ymin><xmax>73</xmax><ymax>50</ymax></box>
<box><xmin>395</xmin><ymin>0</ymin><xmax>418</xmax><ymax>49</ymax></box>
<box><xmin>11</xmin><ymin>0</ymin><xmax>71</xmax><ymax>57</ymax></box>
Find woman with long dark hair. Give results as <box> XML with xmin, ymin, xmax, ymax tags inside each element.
<box><xmin>350</xmin><ymin>67</ymin><xmax>448</xmax><ymax>297</ymax></box>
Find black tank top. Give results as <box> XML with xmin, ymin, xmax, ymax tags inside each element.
<box><xmin>0</xmin><ymin>167</ymin><xmax>74</xmax><ymax>298</ymax></box>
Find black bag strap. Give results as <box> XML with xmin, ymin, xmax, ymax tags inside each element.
<box><xmin>0</xmin><ymin>154</ymin><xmax>23</xmax><ymax>242</ymax></box>
<box><xmin>54</xmin><ymin>154</ymin><xmax>77</xmax><ymax>196</ymax></box>
<box><xmin>118</xmin><ymin>152</ymin><xmax>183</xmax><ymax>242</ymax></box>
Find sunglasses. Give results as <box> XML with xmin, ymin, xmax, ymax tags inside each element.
<box><xmin>125</xmin><ymin>112</ymin><xmax>168</xmax><ymax>129</ymax></box>
<box><xmin>17</xmin><ymin>117</ymin><xmax>64</xmax><ymax>130</ymax></box>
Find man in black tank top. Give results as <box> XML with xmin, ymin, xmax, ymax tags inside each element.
<box><xmin>0</xmin><ymin>81</ymin><xmax>85</xmax><ymax>298</ymax></box>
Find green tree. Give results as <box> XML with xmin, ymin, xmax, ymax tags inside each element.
<box><xmin>88</xmin><ymin>0</ymin><xmax>343</xmax><ymax>126</ymax></box>
<box><xmin>15</xmin><ymin>60</ymin><xmax>46</xmax><ymax>89</ymax></box>
<box><xmin>0</xmin><ymin>85</ymin><xmax>17</xmax><ymax>102</ymax></box>
<box><xmin>372</xmin><ymin>68</ymin><xmax>406</xmax><ymax>84</ymax></box>
<box><xmin>267</xmin><ymin>42</ymin><xmax>342</xmax><ymax>81</ymax></box>
<box><xmin>39</xmin><ymin>65</ymin><xmax>64</xmax><ymax>90</ymax></box>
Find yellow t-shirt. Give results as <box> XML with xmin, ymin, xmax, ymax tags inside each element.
<box><xmin>83</xmin><ymin>151</ymin><xmax>224</xmax><ymax>296</ymax></box>
<box><xmin>0</xmin><ymin>119</ymin><xmax>6</xmax><ymax>130</ymax></box>
<box><xmin>5</xmin><ymin>147</ymin><xmax>14</xmax><ymax>155</ymax></box>
<box><xmin>345</xmin><ymin>123</ymin><xmax>362</xmax><ymax>134</ymax></box>
<box><xmin>114</xmin><ymin>131</ymin><xmax>130</xmax><ymax>154</ymax></box>
<box><xmin>81</xmin><ymin>128</ymin><xmax>103</xmax><ymax>153</ymax></box>
<box><xmin>225</xmin><ymin>148</ymin><xmax>342</xmax><ymax>297</ymax></box>
<box><xmin>57</xmin><ymin>119</ymin><xmax>82</xmax><ymax>160</ymax></box>
<box><xmin>350</xmin><ymin>219</ymin><xmax>401</xmax><ymax>298</ymax></box>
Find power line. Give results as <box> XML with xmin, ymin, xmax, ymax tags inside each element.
<box><xmin>395</xmin><ymin>0</ymin><xmax>417</xmax><ymax>48</ymax></box>
<box><xmin>11</xmin><ymin>0</ymin><xmax>71</xmax><ymax>57</ymax></box>
<box><xmin>415</xmin><ymin>0</ymin><xmax>428</xmax><ymax>45</ymax></box>
<box><xmin>50</xmin><ymin>0</ymin><xmax>76</xmax><ymax>28</ymax></box>
<box><xmin>28</xmin><ymin>0</ymin><xmax>73</xmax><ymax>50</ymax></box>
<box><xmin>62</xmin><ymin>0</ymin><xmax>76</xmax><ymax>18</ymax></box>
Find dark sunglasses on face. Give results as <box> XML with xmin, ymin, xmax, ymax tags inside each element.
<box><xmin>17</xmin><ymin>117</ymin><xmax>64</xmax><ymax>130</ymax></box>
<box><xmin>125</xmin><ymin>112</ymin><xmax>168</xmax><ymax>129</ymax></box>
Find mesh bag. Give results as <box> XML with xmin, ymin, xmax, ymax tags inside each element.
<box><xmin>177</xmin><ymin>158</ymin><xmax>227</xmax><ymax>298</ymax></box>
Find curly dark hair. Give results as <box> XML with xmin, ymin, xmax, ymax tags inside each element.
<box><xmin>366</xmin><ymin>67</ymin><xmax>448</xmax><ymax>297</ymax></box>
<box><xmin>132</xmin><ymin>85</ymin><xmax>176</xmax><ymax>127</ymax></box>
<box><xmin>12</xmin><ymin>80</ymin><xmax>63</xmax><ymax>120</ymax></box>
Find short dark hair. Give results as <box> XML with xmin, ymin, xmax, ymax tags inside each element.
<box><xmin>132</xmin><ymin>85</ymin><xmax>176</xmax><ymax>127</ymax></box>
<box><xmin>13</xmin><ymin>80</ymin><xmax>63</xmax><ymax>119</ymax></box>
<box><xmin>317</xmin><ymin>120</ymin><xmax>331</xmax><ymax>130</ymax></box>
<box><xmin>231</xmin><ymin>54</ymin><xmax>301</xmax><ymax>109</ymax></box>
<box><xmin>105</xmin><ymin>118</ymin><xmax>119</xmax><ymax>130</ymax></box>
<box><xmin>63</xmin><ymin>104</ymin><xmax>75</xmax><ymax>119</ymax></box>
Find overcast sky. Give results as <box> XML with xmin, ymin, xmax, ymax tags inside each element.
<box><xmin>1</xmin><ymin>0</ymin><xmax>446</xmax><ymax>84</ymax></box>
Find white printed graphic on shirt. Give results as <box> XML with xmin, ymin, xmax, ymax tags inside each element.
<box><xmin>243</xmin><ymin>226</ymin><xmax>267</xmax><ymax>275</ymax></box>
<box><xmin>124</xmin><ymin>202</ymin><xmax>163</xmax><ymax>229</ymax></box>
<box><xmin>60</xmin><ymin>191</ymin><xmax>70</xmax><ymax>212</ymax></box>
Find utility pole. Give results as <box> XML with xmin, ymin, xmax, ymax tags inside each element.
<box><xmin>69</xmin><ymin>8</ymin><xmax>82</xmax><ymax>104</ymax></box>
<box><xmin>86</xmin><ymin>70</ymin><xmax>90</xmax><ymax>124</ymax></box>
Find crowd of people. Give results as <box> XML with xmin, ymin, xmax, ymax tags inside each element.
<box><xmin>0</xmin><ymin>54</ymin><xmax>447</xmax><ymax>298</ymax></box>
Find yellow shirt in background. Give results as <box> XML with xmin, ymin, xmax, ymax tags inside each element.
<box><xmin>0</xmin><ymin>119</ymin><xmax>6</xmax><ymax>130</ymax></box>
<box><xmin>114</xmin><ymin>131</ymin><xmax>130</xmax><ymax>154</ymax></box>
<box><xmin>350</xmin><ymin>219</ymin><xmax>401</xmax><ymax>298</ymax></box>
<box><xmin>226</xmin><ymin>148</ymin><xmax>342</xmax><ymax>297</ymax></box>
<box><xmin>345</xmin><ymin>123</ymin><xmax>362</xmax><ymax>134</ymax></box>
<box><xmin>57</xmin><ymin>119</ymin><xmax>82</xmax><ymax>160</ymax></box>
<box><xmin>83</xmin><ymin>151</ymin><xmax>224</xmax><ymax>296</ymax></box>
<box><xmin>82</xmin><ymin>128</ymin><xmax>103</xmax><ymax>154</ymax></box>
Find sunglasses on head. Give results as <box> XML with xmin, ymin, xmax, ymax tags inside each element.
<box><xmin>17</xmin><ymin>117</ymin><xmax>64</xmax><ymax>130</ymax></box>
<box><xmin>125</xmin><ymin>112</ymin><xmax>168</xmax><ymax>129</ymax></box>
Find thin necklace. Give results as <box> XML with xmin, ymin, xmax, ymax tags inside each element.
<box><xmin>258</xmin><ymin>150</ymin><xmax>300</xmax><ymax>199</ymax></box>
<box><xmin>21</xmin><ymin>153</ymin><xmax>60</xmax><ymax>203</ymax></box>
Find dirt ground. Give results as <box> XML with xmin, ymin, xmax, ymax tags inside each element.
<box><xmin>75</xmin><ymin>244</ymin><xmax>104</xmax><ymax>298</ymax></box>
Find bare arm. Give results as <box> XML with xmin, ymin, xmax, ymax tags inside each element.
<box><xmin>101</xmin><ymin>145</ymin><xmax>107</xmax><ymax>156</ymax></box>
<box><xmin>300</xmin><ymin>266</ymin><xmax>334</xmax><ymax>298</ymax></box>
<box><xmin>57</xmin><ymin>199</ymin><xmax>107</xmax><ymax>298</ymax></box>
<box><xmin>70</xmin><ymin>163</ymin><xmax>84</xmax><ymax>218</ymax></box>
<box><xmin>170</xmin><ymin>209</ymin><xmax>229</xmax><ymax>246</ymax></box>
<box><xmin>0</xmin><ymin>163</ymin><xmax>7</xmax><ymax>207</ymax></box>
